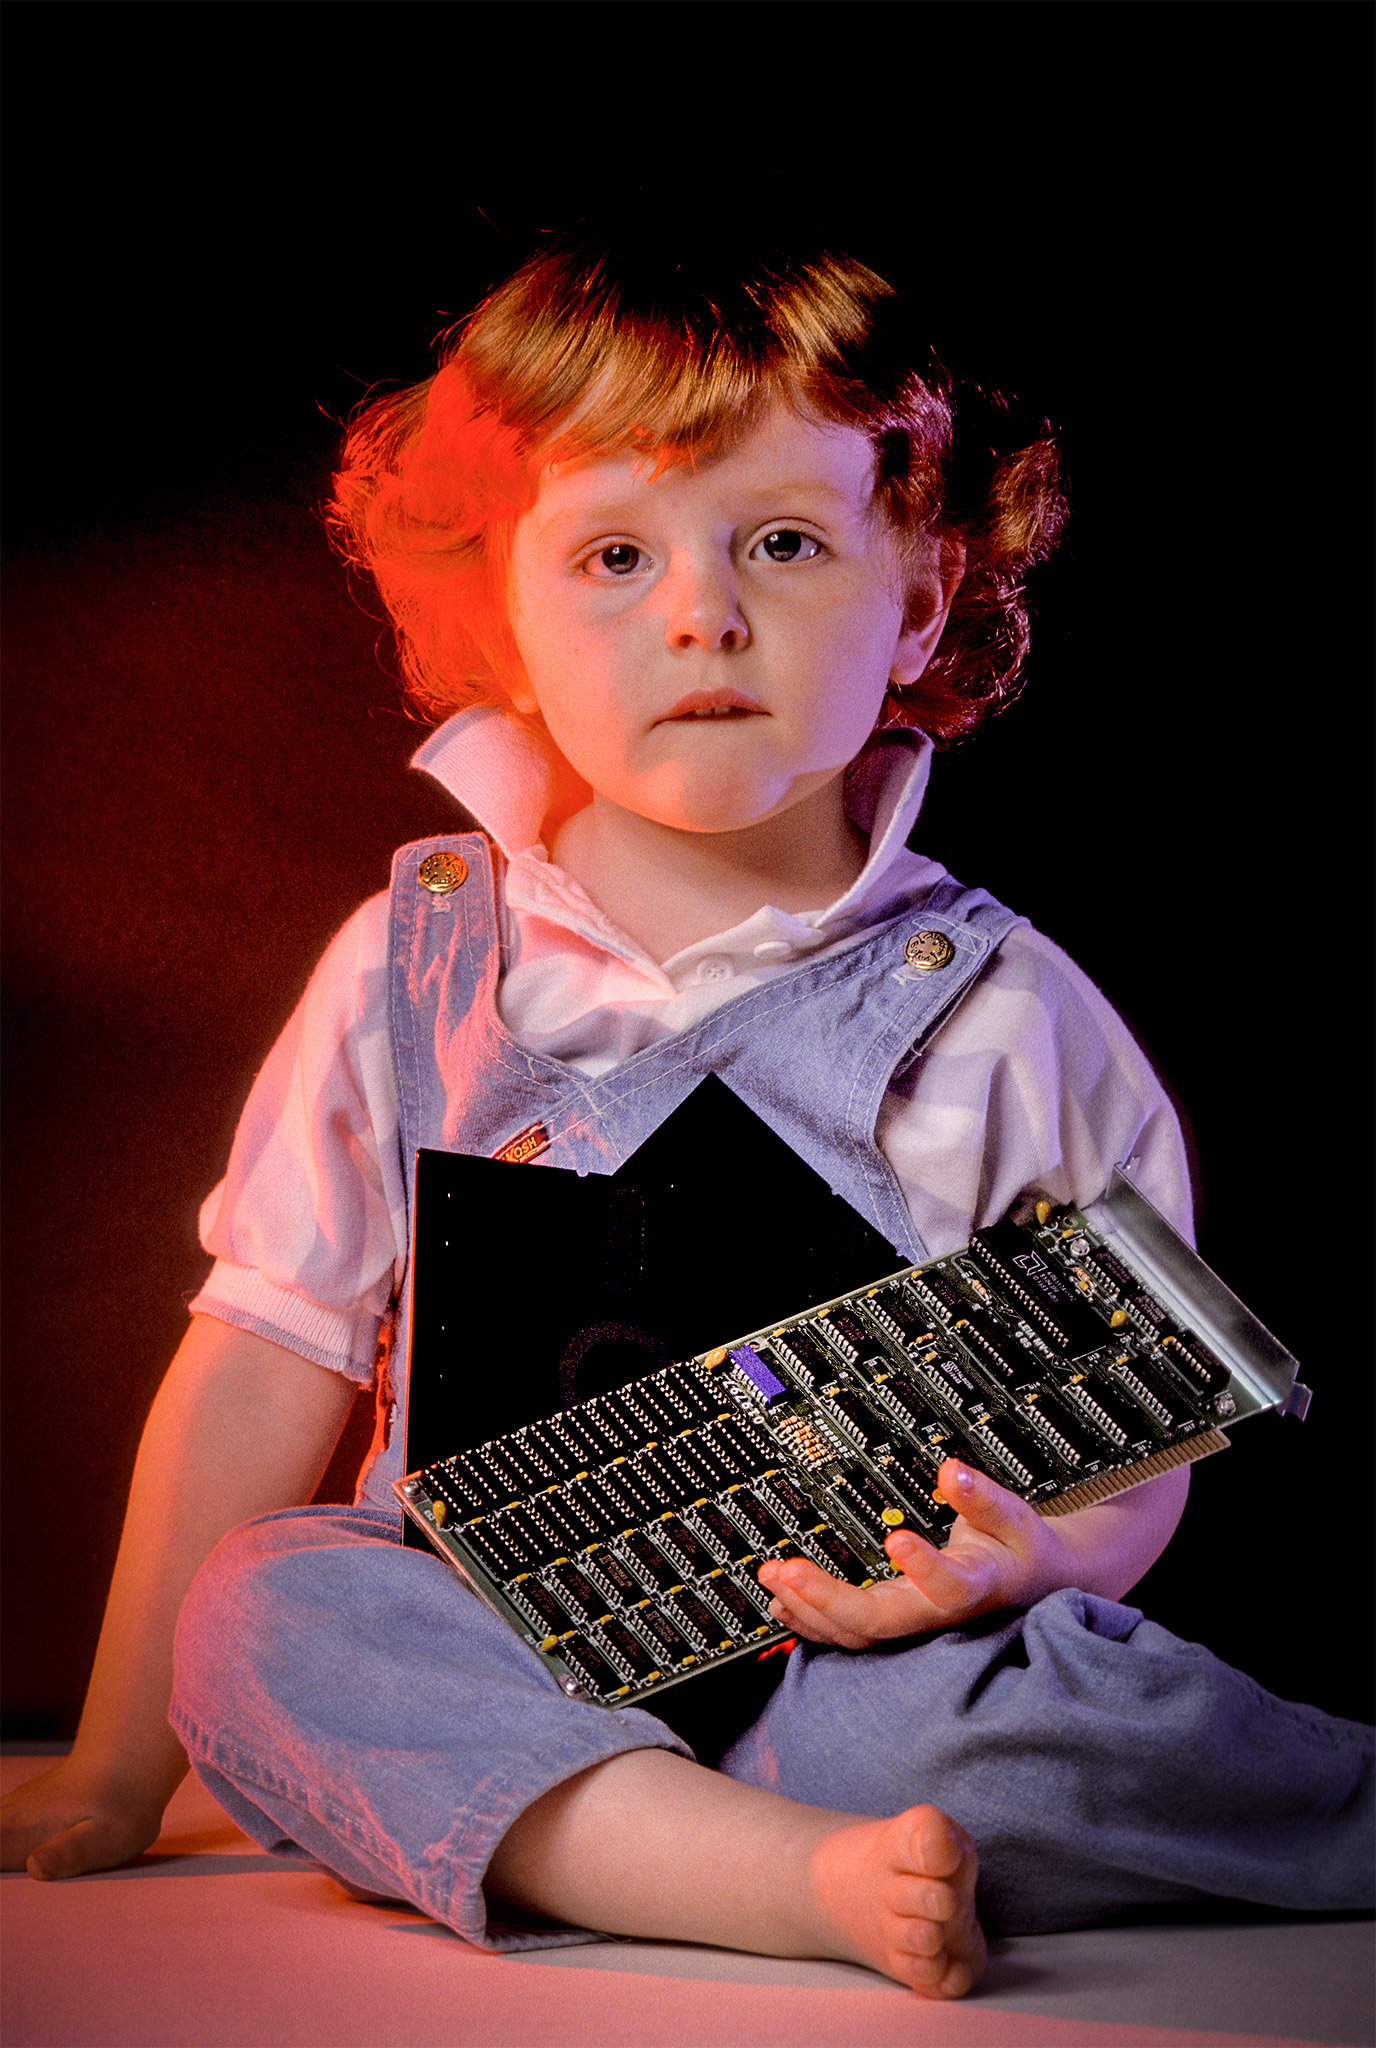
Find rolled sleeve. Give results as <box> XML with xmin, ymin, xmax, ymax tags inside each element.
<box><xmin>188</xmin><ymin>1259</ymin><xmax>382</xmax><ymax>1384</ymax></box>
<box><xmin>190</xmin><ymin>893</ymin><xmax>407</xmax><ymax>1382</ymax></box>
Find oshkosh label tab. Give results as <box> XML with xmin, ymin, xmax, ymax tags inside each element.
<box><xmin>492</xmin><ymin>1122</ymin><xmax>550</xmax><ymax>1165</ymax></box>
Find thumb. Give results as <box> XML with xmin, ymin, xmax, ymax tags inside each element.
<box><xmin>937</xmin><ymin>1457</ymin><xmax>1034</xmax><ymax>1540</ymax></box>
<box><xmin>28</xmin><ymin>1815</ymin><xmax>137</xmax><ymax>1881</ymax></box>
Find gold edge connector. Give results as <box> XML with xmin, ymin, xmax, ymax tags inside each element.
<box><xmin>1035</xmin><ymin>1430</ymin><xmax>1229</xmax><ymax>1518</ymax></box>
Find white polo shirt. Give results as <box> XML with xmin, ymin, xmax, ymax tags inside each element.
<box><xmin>191</xmin><ymin>711</ymin><xmax>1193</xmax><ymax>1383</ymax></box>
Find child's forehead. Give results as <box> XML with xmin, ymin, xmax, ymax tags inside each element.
<box><xmin>528</xmin><ymin>403</ymin><xmax>880</xmax><ymax>527</ymax></box>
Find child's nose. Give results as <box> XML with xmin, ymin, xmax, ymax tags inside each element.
<box><xmin>661</xmin><ymin>556</ymin><xmax>749</xmax><ymax>653</ymax></box>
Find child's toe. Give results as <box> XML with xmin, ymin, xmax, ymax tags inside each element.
<box><xmin>896</xmin><ymin>1915</ymin><xmax>945</xmax><ymax>1959</ymax></box>
<box><xmin>936</xmin><ymin>1954</ymin><xmax>979</xmax><ymax>2000</ymax></box>
<box><xmin>910</xmin><ymin>1803</ymin><xmax>969</xmax><ymax>1879</ymax></box>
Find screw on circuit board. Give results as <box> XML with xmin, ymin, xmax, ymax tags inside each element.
<box><xmin>402</xmin><ymin>1480</ymin><xmax>419</xmax><ymax>1497</ymax></box>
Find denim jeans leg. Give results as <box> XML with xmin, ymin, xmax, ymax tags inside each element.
<box><xmin>169</xmin><ymin>1504</ymin><xmax>694</xmax><ymax>1951</ymax></box>
<box><xmin>718</xmin><ymin>1587</ymin><xmax>1376</xmax><ymax>1936</ymax></box>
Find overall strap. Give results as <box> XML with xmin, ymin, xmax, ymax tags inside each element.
<box><xmin>366</xmin><ymin>833</ymin><xmax>1024</xmax><ymax>1508</ymax></box>
<box><xmin>387</xmin><ymin>833</ymin><xmax>514</xmax><ymax>1173</ymax></box>
<box><xmin>387</xmin><ymin>834</ymin><xmax>1024</xmax><ymax>1259</ymax></box>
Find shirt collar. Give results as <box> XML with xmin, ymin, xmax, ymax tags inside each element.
<box><xmin>411</xmin><ymin>707</ymin><xmax>581</xmax><ymax>860</ymax></box>
<box><xmin>412</xmin><ymin>705</ymin><xmax>934</xmax><ymax>869</ymax></box>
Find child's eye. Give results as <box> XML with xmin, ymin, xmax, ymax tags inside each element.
<box><xmin>751</xmin><ymin>530</ymin><xmax>823</xmax><ymax>564</ymax></box>
<box><xmin>583</xmin><ymin>543</ymin><xmax>643</xmax><ymax>577</ymax></box>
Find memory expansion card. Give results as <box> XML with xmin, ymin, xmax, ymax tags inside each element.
<box><xmin>398</xmin><ymin>1168</ymin><xmax>1309</xmax><ymax>1709</ymax></box>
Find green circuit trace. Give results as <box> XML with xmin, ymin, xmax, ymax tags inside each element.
<box><xmin>398</xmin><ymin>1173</ymin><xmax>1307</xmax><ymax>1709</ymax></box>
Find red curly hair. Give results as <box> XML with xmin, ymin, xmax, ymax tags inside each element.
<box><xmin>328</xmin><ymin>238</ymin><xmax>1066</xmax><ymax>742</ymax></box>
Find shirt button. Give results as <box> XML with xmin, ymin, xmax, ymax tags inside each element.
<box><xmin>695</xmin><ymin>956</ymin><xmax>735</xmax><ymax>983</ymax></box>
<box><xmin>752</xmin><ymin>940</ymin><xmax>792</xmax><ymax>960</ymax></box>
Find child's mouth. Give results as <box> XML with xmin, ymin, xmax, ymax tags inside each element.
<box><xmin>660</xmin><ymin>689</ymin><xmax>765</xmax><ymax>723</ymax></box>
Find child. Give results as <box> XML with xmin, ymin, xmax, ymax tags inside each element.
<box><xmin>3</xmin><ymin>237</ymin><xmax>1370</xmax><ymax>1998</ymax></box>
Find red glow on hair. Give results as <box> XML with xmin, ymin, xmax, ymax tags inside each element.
<box><xmin>328</xmin><ymin>243</ymin><xmax>1065</xmax><ymax>743</ymax></box>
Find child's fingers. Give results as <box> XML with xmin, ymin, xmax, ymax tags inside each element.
<box><xmin>20</xmin><ymin>1808</ymin><xmax>159</xmax><ymax>1881</ymax></box>
<box><xmin>2</xmin><ymin>1765</ymin><xmax>162</xmax><ymax>1880</ymax></box>
<box><xmin>757</xmin><ymin>1555</ymin><xmax>937</xmax><ymax>1649</ymax></box>
<box><xmin>883</xmin><ymin>1526</ymin><xmax>998</xmax><ymax>1616</ymax></box>
<box><xmin>27</xmin><ymin>1818</ymin><xmax>114</xmax><ymax>1880</ymax></box>
<box><xmin>934</xmin><ymin>1458</ymin><xmax>1041</xmax><ymax>1548</ymax></box>
<box><xmin>756</xmin><ymin>1557</ymin><xmax>861</xmax><ymax>1645</ymax></box>
<box><xmin>756</xmin><ymin>1555</ymin><xmax>839</xmax><ymax>1604</ymax></box>
<box><xmin>0</xmin><ymin>1782</ymin><xmax>91</xmax><ymax>1874</ymax></box>
<box><xmin>883</xmin><ymin>1461</ymin><xmax>1055</xmax><ymax>1620</ymax></box>
<box><xmin>758</xmin><ymin>1458</ymin><xmax>1053</xmax><ymax>1641</ymax></box>
<box><xmin>765</xmin><ymin>1587</ymin><xmax>876</xmax><ymax>1649</ymax></box>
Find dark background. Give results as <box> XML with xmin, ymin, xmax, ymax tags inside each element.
<box><xmin>4</xmin><ymin>7</ymin><xmax>1371</xmax><ymax>1738</ymax></box>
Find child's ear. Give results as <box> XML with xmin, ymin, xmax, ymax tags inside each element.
<box><xmin>890</xmin><ymin>539</ymin><xmax>965</xmax><ymax>688</ymax></box>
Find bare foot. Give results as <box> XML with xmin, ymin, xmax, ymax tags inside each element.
<box><xmin>485</xmin><ymin>1751</ymin><xmax>983</xmax><ymax>1994</ymax></box>
<box><xmin>806</xmin><ymin>1804</ymin><xmax>986</xmax><ymax>1997</ymax></box>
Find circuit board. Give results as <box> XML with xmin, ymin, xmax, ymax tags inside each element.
<box><xmin>397</xmin><ymin>1173</ymin><xmax>1307</xmax><ymax>1710</ymax></box>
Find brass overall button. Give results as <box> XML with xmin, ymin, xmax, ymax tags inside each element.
<box><xmin>418</xmin><ymin>851</ymin><xmax>468</xmax><ymax>895</ymax></box>
<box><xmin>904</xmin><ymin>929</ymin><xmax>954</xmax><ymax>971</ymax></box>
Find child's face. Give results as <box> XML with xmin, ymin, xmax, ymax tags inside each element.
<box><xmin>505</xmin><ymin>403</ymin><xmax>952</xmax><ymax>837</ymax></box>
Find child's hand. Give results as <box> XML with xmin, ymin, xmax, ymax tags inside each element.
<box><xmin>758</xmin><ymin>1454</ymin><xmax>1190</xmax><ymax>1648</ymax></box>
<box><xmin>756</xmin><ymin>1457</ymin><xmax>1079</xmax><ymax>1649</ymax></box>
<box><xmin>0</xmin><ymin>1757</ymin><xmax>166</xmax><ymax>1879</ymax></box>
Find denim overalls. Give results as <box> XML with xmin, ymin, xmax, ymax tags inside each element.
<box><xmin>170</xmin><ymin>837</ymin><xmax>1374</xmax><ymax>1951</ymax></box>
<box><xmin>362</xmin><ymin>835</ymin><xmax>1026</xmax><ymax>1512</ymax></box>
